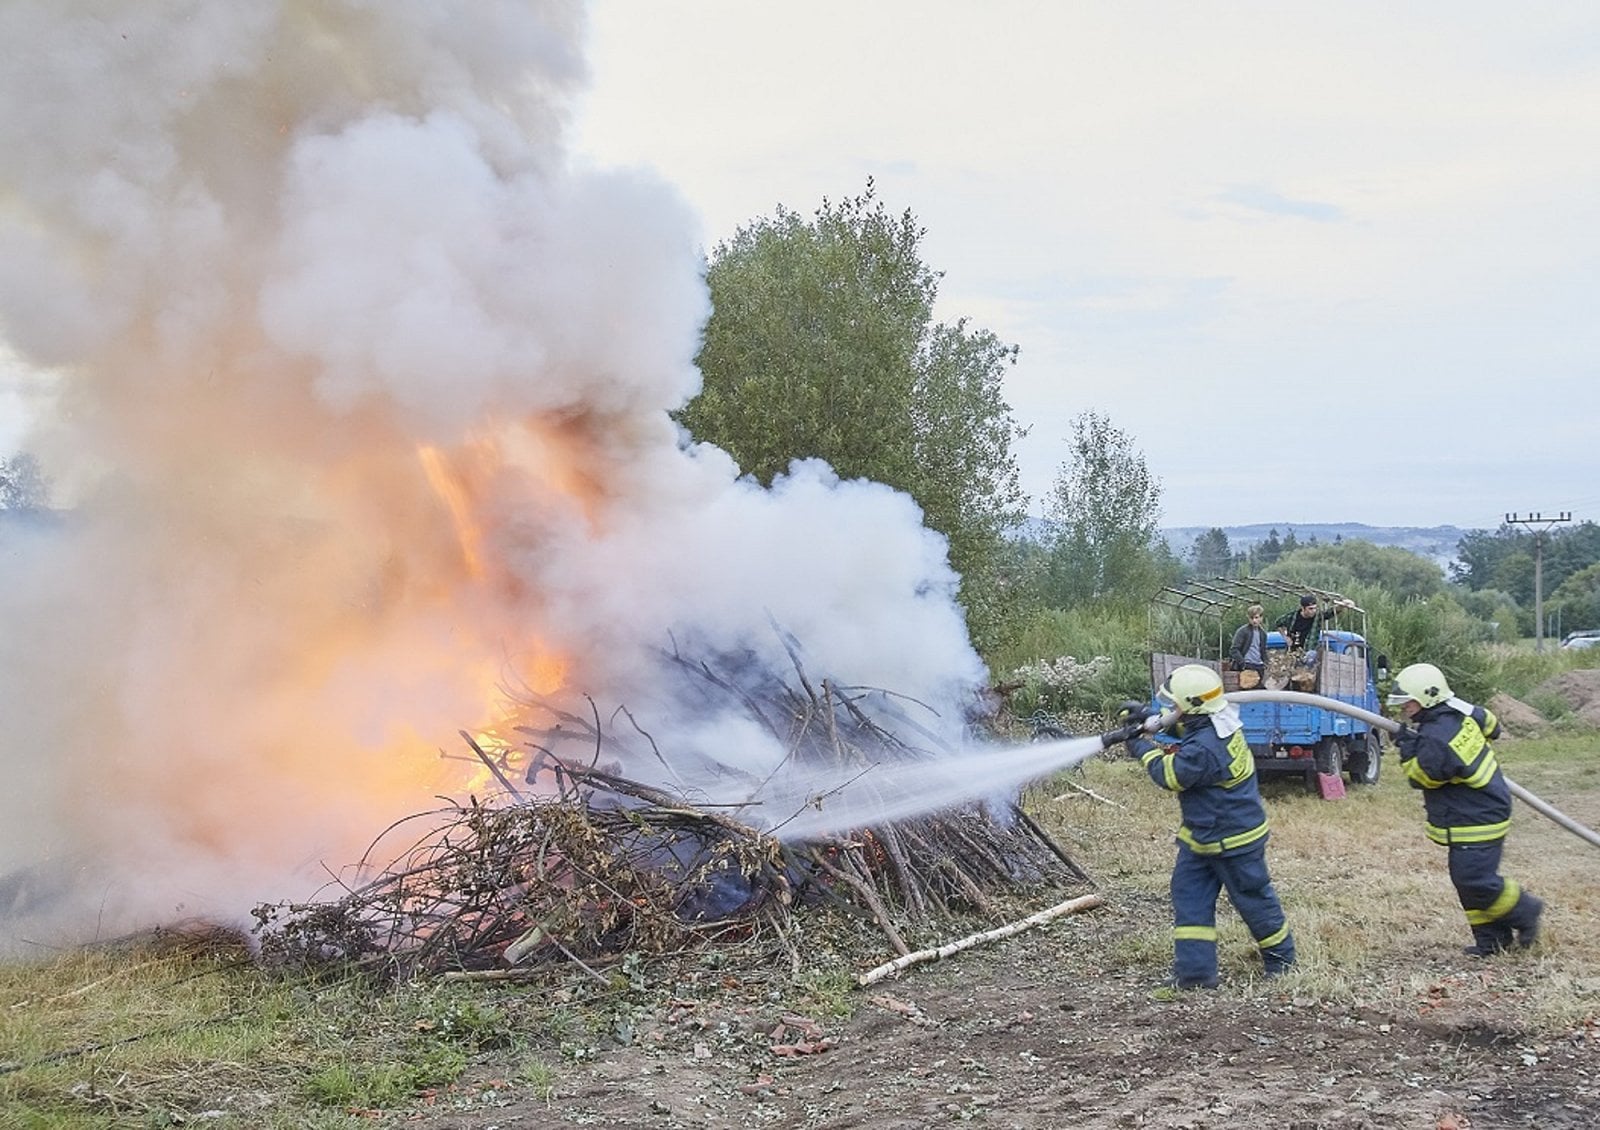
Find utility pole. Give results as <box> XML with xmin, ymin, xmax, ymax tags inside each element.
<box><xmin>1505</xmin><ymin>511</ymin><xmax>1572</xmax><ymax>652</ymax></box>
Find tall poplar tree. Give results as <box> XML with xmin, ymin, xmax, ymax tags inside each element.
<box><xmin>1044</xmin><ymin>410</ymin><xmax>1168</xmax><ymax>606</ymax></box>
<box><xmin>679</xmin><ymin>182</ymin><xmax>1028</xmax><ymax>647</ymax></box>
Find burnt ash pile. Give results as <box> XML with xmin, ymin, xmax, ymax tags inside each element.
<box><xmin>251</xmin><ymin>645</ymin><xmax>1089</xmax><ymax>983</ymax></box>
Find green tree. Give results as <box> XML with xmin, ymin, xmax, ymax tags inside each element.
<box><xmin>1551</xmin><ymin>563</ymin><xmax>1600</xmax><ymax>632</ymax></box>
<box><xmin>1190</xmin><ymin>528</ymin><xmax>1233</xmax><ymax>576</ymax></box>
<box><xmin>680</xmin><ymin>181</ymin><xmax>1028</xmax><ymax>648</ymax></box>
<box><xmin>1452</xmin><ymin>525</ymin><xmax>1519</xmax><ymax>590</ymax></box>
<box><xmin>1265</xmin><ymin>539</ymin><xmax>1445</xmax><ymax>603</ymax></box>
<box><xmin>1043</xmin><ymin>410</ymin><xmax>1170</xmax><ymax>606</ymax></box>
<box><xmin>1453</xmin><ymin>587</ymin><xmax>1521</xmax><ymax>642</ymax></box>
<box><xmin>1492</xmin><ymin>552</ymin><xmax>1536</xmax><ymax>607</ymax></box>
<box><xmin>1256</xmin><ymin>529</ymin><xmax>1283</xmax><ymax>567</ymax></box>
<box><xmin>1453</xmin><ymin>522</ymin><xmax>1600</xmax><ymax>596</ymax></box>
<box><xmin>1544</xmin><ymin>522</ymin><xmax>1600</xmax><ymax>592</ymax></box>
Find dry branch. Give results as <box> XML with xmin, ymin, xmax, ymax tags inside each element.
<box><xmin>1052</xmin><ymin>779</ymin><xmax>1124</xmax><ymax>808</ymax></box>
<box><xmin>856</xmin><ymin>893</ymin><xmax>1105</xmax><ymax>986</ymax></box>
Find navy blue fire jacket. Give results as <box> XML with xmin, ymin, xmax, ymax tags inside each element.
<box><xmin>1140</xmin><ymin>715</ymin><xmax>1270</xmax><ymax>856</ymax></box>
<box><xmin>1393</xmin><ymin>701</ymin><xmax>1511</xmax><ymax>845</ymax></box>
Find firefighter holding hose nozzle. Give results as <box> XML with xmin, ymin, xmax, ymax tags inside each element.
<box><xmin>1388</xmin><ymin>663</ymin><xmax>1545</xmax><ymax>955</ymax></box>
<box><xmin>1121</xmin><ymin>665</ymin><xmax>1296</xmax><ymax>990</ymax></box>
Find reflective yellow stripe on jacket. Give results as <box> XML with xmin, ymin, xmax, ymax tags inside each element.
<box><xmin>1220</xmin><ymin>730</ymin><xmax>1255</xmax><ymax>789</ymax></box>
<box><xmin>1178</xmin><ymin>820</ymin><xmax>1269</xmax><ymax>855</ymax></box>
<box><xmin>1425</xmin><ymin>818</ymin><xmax>1511</xmax><ymax>845</ymax></box>
<box><xmin>1141</xmin><ymin>745</ymin><xmax>1180</xmax><ymax>790</ymax></box>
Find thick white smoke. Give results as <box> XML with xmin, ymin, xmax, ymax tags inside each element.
<box><xmin>0</xmin><ymin>1</ymin><xmax>987</xmax><ymax>952</ymax></box>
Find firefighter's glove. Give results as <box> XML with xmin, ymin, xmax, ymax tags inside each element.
<box><xmin>1389</xmin><ymin>723</ymin><xmax>1417</xmax><ymax>754</ymax></box>
<box><xmin>1102</xmin><ymin>702</ymin><xmax>1154</xmax><ymax>750</ymax></box>
<box><xmin>1099</xmin><ymin>722</ymin><xmax>1141</xmax><ymax>750</ymax></box>
<box><xmin>1116</xmin><ymin>701</ymin><xmax>1155</xmax><ymax>727</ymax></box>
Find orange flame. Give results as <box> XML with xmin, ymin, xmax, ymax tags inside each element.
<box><xmin>417</xmin><ymin>441</ymin><xmax>490</xmax><ymax>580</ymax></box>
<box><xmin>409</xmin><ymin>433</ymin><xmax>579</xmax><ymax>800</ymax></box>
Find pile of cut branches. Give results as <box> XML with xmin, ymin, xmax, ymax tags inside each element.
<box><xmin>252</xmin><ymin>640</ymin><xmax>1090</xmax><ymax>983</ymax></box>
<box><xmin>252</xmin><ymin>777</ymin><xmax>790</xmax><ymax>983</ymax></box>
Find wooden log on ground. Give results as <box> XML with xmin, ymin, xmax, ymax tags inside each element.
<box><xmin>856</xmin><ymin>893</ymin><xmax>1104</xmax><ymax>987</ymax></box>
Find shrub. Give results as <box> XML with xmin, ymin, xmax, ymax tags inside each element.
<box><xmin>989</xmin><ymin>604</ymin><xmax>1149</xmax><ymax>714</ymax></box>
<box><xmin>1009</xmin><ymin>654</ymin><xmax>1111</xmax><ymax>712</ymax></box>
<box><xmin>1358</xmin><ymin>588</ymin><xmax>1494</xmax><ymax>702</ymax></box>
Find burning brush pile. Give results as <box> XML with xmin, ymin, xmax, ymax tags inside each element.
<box><xmin>251</xmin><ymin>644</ymin><xmax>1089</xmax><ymax>984</ymax></box>
<box><xmin>0</xmin><ymin>3</ymin><xmax>1099</xmax><ymax>982</ymax></box>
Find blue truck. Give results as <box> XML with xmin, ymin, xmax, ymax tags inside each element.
<box><xmin>1146</xmin><ymin>578</ymin><xmax>1389</xmax><ymax>792</ymax></box>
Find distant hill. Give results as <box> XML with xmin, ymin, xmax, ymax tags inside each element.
<box><xmin>1159</xmin><ymin>523</ymin><xmax>1475</xmax><ymax>570</ymax></box>
<box><xmin>1011</xmin><ymin>518</ymin><xmax>1476</xmax><ymax>571</ymax></box>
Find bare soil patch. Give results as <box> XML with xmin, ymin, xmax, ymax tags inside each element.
<box><xmin>1488</xmin><ymin>693</ymin><xmax>1547</xmax><ymax>734</ymax></box>
<box><xmin>410</xmin><ymin>903</ymin><xmax>1600</xmax><ymax>1130</ymax></box>
<box><xmin>1487</xmin><ymin>668</ymin><xmax>1600</xmax><ymax>732</ymax></box>
<box><xmin>1531</xmin><ymin>670</ymin><xmax>1600</xmax><ymax>726</ymax></box>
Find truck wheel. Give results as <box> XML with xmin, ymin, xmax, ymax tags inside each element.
<box><xmin>1313</xmin><ymin>737</ymin><xmax>1342</xmax><ymax>777</ymax></box>
<box><xmin>1346</xmin><ymin>730</ymin><xmax>1382</xmax><ymax>786</ymax></box>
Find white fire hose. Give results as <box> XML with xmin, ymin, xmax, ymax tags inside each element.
<box><xmin>1228</xmin><ymin>688</ymin><xmax>1600</xmax><ymax>852</ymax></box>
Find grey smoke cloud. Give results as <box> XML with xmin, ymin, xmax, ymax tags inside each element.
<box><xmin>0</xmin><ymin>1</ymin><xmax>987</xmax><ymax>952</ymax></box>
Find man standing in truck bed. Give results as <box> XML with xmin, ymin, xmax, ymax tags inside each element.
<box><xmin>1229</xmin><ymin>605</ymin><xmax>1269</xmax><ymax>689</ymax></box>
<box><xmin>1275</xmin><ymin>594</ymin><xmax>1352</xmax><ymax>650</ymax></box>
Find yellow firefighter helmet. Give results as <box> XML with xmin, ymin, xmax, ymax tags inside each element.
<box><xmin>1158</xmin><ymin>664</ymin><xmax>1226</xmax><ymax>715</ymax></box>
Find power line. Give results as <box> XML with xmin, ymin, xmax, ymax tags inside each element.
<box><xmin>1505</xmin><ymin>512</ymin><xmax>1572</xmax><ymax>651</ymax></box>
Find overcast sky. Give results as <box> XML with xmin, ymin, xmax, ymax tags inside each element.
<box><xmin>2</xmin><ymin>2</ymin><xmax>1595</xmax><ymax>534</ymax></box>
<box><xmin>572</xmin><ymin>1</ymin><xmax>1600</xmax><ymax>531</ymax></box>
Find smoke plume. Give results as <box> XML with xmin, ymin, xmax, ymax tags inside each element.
<box><xmin>0</xmin><ymin>1</ymin><xmax>987</xmax><ymax>952</ymax></box>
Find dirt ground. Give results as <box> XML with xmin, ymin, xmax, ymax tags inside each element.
<box><xmin>407</xmin><ymin>903</ymin><xmax>1600</xmax><ymax>1130</ymax></box>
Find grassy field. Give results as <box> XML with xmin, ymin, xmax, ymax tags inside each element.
<box><xmin>4</xmin><ymin>725</ymin><xmax>1598</xmax><ymax>1127</ymax></box>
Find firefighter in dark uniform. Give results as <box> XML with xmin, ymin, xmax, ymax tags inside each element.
<box><xmin>1126</xmin><ymin>664</ymin><xmax>1296</xmax><ymax>988</ymax></box>
<box><xmin>1389</xmin><ymin>662</ymin><xmax>1544</xmax><ymax>955</ymax></box>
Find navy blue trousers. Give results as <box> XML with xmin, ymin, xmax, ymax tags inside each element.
<box><xmin>1171</xmin><ymin>842</ymin><xmax>1295</xmax><ymax>987</ymax></box>
<box><xmin>1447</xmin><ymin>839</ymin><xmax>1540</xmax><ymax>950</ymax></box>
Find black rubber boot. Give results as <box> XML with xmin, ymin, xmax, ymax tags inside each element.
<box><xmin>1513</xmin><ymin>896</ymin><xmax>1545</xmax><ymax>949</ymax></box>
<box><xmin>1462</xmin><ymin>925</ymin><xmax>1515</xmax><ymax>956</ymax></box>
<box><xmin>1161</xmin><ymin>976</ymin><xmax>1219</xmax><ymax>991</ymax></box>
